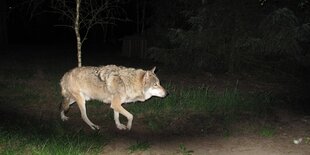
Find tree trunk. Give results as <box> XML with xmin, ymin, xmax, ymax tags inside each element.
<box><xmin>75</xmin><ymin>0</ymin><xmax>82</xmax><ymax>67</ymax></box>
<box><xmin>141</xmin><ymin>0</ymin><xmax>146</xmax><ymax>33</ymax></box>
<box><xmin>136</xmin><ymin>0</ymin><xmax>140</xmax><ymax>34</ymax></box>
<box><xmin>0</xmin><ymin>0</ymin><xmax>8</xmax><ymax>50</ymax></box>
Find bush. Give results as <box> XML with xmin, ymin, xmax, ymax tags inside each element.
<box><xmin>147</xmin><ymin>5</ymin><xmax>310</xmax><ymax>76</ymax></box>
<box><xmin>147</xmin><ymin>7</ymin><xmax>234</xmax><ymax>72</ymax></box>
<box><xmin>231</xmin><ymin>8</ymin><xmax>310</xmax><ymax>75</ymax></box>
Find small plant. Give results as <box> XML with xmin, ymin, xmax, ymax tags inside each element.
<box><xmin>259</xmin><ymin>126</ymin><xmax>275</xmax><ymax>137</ymax></box>
<box><xmin>178</xmin><ymin>143</ymin><xmax>194</xmax><ymax>155</ymax></box>
<box><xmin>305</xmin><ymin>137</ymin><xmax>310</xmax><ymax>144</ymax></box>
<box><xmin>127</xmin><ymin>140</ymin><xmax>150</xmax><ymax>154</ymax></box>
<box><xmin>222</xmin><ymin>128</ymin><xmax>231</xmax><ymax>138</ymax></box>
<box><xmin>147</xmin><ymin>119</ymin><xmax>161</xmax><ymax>132</ymax></box>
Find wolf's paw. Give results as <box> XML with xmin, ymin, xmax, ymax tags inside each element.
<box><xmin>127</xmin><ymin>123</ymin><xmax>132</xmax><ymax>130</ymax></box>
<box><xmin>90</xmin><ymin>124</ymin><xmax>100</xmax><ymax>130</ymax></box>
<box><xmin>116</xmin><ymin>123</ymin><xmax>127</xmax><ymax>130</ymax></box>
<box><xmin>61</xmin><ymin>115</ymin><xmax>69</xmax><ymax>121</ymax></box>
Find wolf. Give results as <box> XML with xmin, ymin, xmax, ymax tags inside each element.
<box><xmin>59</xmin><ymin>65</ymin><xmax>167</xmax><ymax>130</ymax></box>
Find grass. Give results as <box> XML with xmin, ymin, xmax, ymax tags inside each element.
<box><xmin>0</xmin><ymin>54</ymin><xmax>277</xmax><ymax>154</ymax></box>
<box><xmin>0</xmin><ymin>120</ymin><xmax>110</xmax><ymax>155</ymax></box>
<box><xmin>127</xmin><ymin>140</ymin><xmax>150</xmax><ymax>153</ymax></box>
<box><xmin>259</xmin><ymin>125</ymin><xmax>276</xmax><ymax>137</ymax></box>
<box><xmin>305</xmin><ymin>137</ymin><xmax>310</xmax><ymax>144</ymax></box>
<box><xmin>126</xmin><ymin>85</ymin><xmax>274</xmax><ymax>134</ymax></box>
<box><xmin>178</xmin><ymin>144</ymin><xmax>194</xmax><ymax>155</ymax></box>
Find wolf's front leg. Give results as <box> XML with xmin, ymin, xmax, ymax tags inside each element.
<box><xmin>117</xmin><ymin>106</ymin><xmax>133</xmax><ymax>130</ymax></box>
<box><xmin>111</xmin><ymin>96</ymin><xmax>133</xmax><ymax>130</ymax></box>
<box><xmin>113</xmin><ymin>111</ymin><xmax>127</xmax><ymax>130</ymax></box>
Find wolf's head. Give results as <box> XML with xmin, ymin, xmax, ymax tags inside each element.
<box><xmin>142</xmin><ymin>67</ymin><xmax>167</xmax><ymax>99</ymax></box>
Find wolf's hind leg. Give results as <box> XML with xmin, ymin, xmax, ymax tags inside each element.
<box><xmin>75</xmin><ymin>94</ymin><xmax>100</xmax><ymax>130</ymax></box>
<box><xmin>60</xmin><ymin>98</ymin><xmax>74</xmax><ymax>121</ymax></box>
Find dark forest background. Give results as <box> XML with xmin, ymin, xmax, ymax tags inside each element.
<box><xmin>0</xmin><ymin>0</ymin><xmax>309</xmax><ymax>78</ymax></box>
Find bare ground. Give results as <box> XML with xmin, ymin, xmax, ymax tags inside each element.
<box><xmin>100</xmin><ymin>110</ymin><xmax>310</xmax><ymax>155</ymax></box>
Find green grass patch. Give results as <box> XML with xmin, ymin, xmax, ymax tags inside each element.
<box><xmin>178</xmin><ymin>143</ymin><xmax>194</xmax><ymax>155</ymax></box>
<box><xmin>0</xmin><ymin>120</ymin><xmax>110</xmax><ymax>155</ymax></box>
<box><xmin>127</xmin><ymin>140</ymin><xmax>150</xmax><ymax>153</ymax></box>
<box><xmin>259</xmin><ymin>125</ymin><xmax>276</xmax><ymax>137</ymax></box>
<box><xmin>128</xmin><ymin>85</ymin><xmax>273</xmax><ymax>117</ymax></box>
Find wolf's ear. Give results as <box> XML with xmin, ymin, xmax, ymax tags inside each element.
<box><xmin>98</xmin><ymin>71</ymin><xmax>104</xmax><ymax>81</ymax></box>
<box><xmin>150</xmin><ymin>66</ymin><xmax>156</xmax><ymax>73</ymax></box>
<box><xmin>98</xmin><ymin>70</ymin><xmax>107</xmax><ymax>81</ymax></box>
<box><xmin>141</xmin><ymin>71</ymin><xmax>150</xmax><ymax>84</ymax></box>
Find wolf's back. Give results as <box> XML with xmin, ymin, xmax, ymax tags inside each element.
<box><xmin>60</xmin><ymin>67</ymin><xmax>100</xmax><ymax>96</ymax></box>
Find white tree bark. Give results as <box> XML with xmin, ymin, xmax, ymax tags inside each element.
<box><xmin>75</xmin><ymin>0</ymin><xmax>82</xmax><ymax>67</ymax></box>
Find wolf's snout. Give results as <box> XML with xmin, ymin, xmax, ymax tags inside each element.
<box><xmin>161</xmin><ymin>89</ymin><xmax>169</xmax><ymax>97</ymax></box>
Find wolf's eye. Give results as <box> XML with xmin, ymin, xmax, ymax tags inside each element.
<box><xmin>153</xmin><ymin>83</ymin><xmax>158</xmax><ymax>86</ymax></box>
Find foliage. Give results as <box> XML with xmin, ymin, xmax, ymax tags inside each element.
<box><xmin>232</xmin><ymin>8</ymin><xmax>310</xmax><ymax>74</ymax></box>
<box><xmin>259</xmin><ymin>8</ymin><xmax>300</xmax><ymax>57</ymax></box>
<box><xmin>146</xmin><ymin>0</ymin><xmax>310</xmax><ymax>76</ymax></box>
<box><xmin>147</xmin><ymin>4</ymin><xmax>234</xmax><ymax>72</ymax></box>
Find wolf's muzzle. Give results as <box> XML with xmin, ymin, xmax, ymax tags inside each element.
<box><xmin>163</xmin><ymin>91</ymin><xmax>169</xmax><ymax>97</ymax></box>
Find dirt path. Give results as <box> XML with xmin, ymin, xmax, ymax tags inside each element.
<box><xmin>102</xmin><ymin>135</ymin><xmax>310</xmax><ymax>155</ymax></box>
<box><xmin>101</xmin><ymin>110</ymin><xmax>310</xmax><ymax>155</ymax></box>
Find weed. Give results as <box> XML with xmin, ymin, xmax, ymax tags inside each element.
<box><xmin>178</xmin><ymin>143</ymin><xmax>194</xmax><ymax>155</ymax></box>
<box><xmin>146</xmin><ymin>118</ymin><xmax>161</xmax><ymax>132</ymax></box>
<box><xmin>259</xmin><ymin>126</ymin><xmax>276</xmax><ymax>137</ymax></box>
<box><xmin>127</xmin><ymin>140</ymin><xmax>150</xmax><ymax>153</ymax></box>
<box><xmin>222</xmin><ymin>128</ymin><xmax>231</xmax><ymax>138</ymax></box>
<box><xmin>305</xmin><ymin>137</ymin><xmax>310</xmax><ymax>144</ymax></box>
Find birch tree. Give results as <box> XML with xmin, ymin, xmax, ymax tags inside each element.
<box><xmin>53</xmin><ymin>0</ymin><xmax>126</xmax><ymax>67</ymax></box>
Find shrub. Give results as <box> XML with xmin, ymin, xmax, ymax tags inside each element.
<box><xmin>147</xmin><ymin>3</ymin><xmax>310</xmax><ymax>76</ymax></box>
